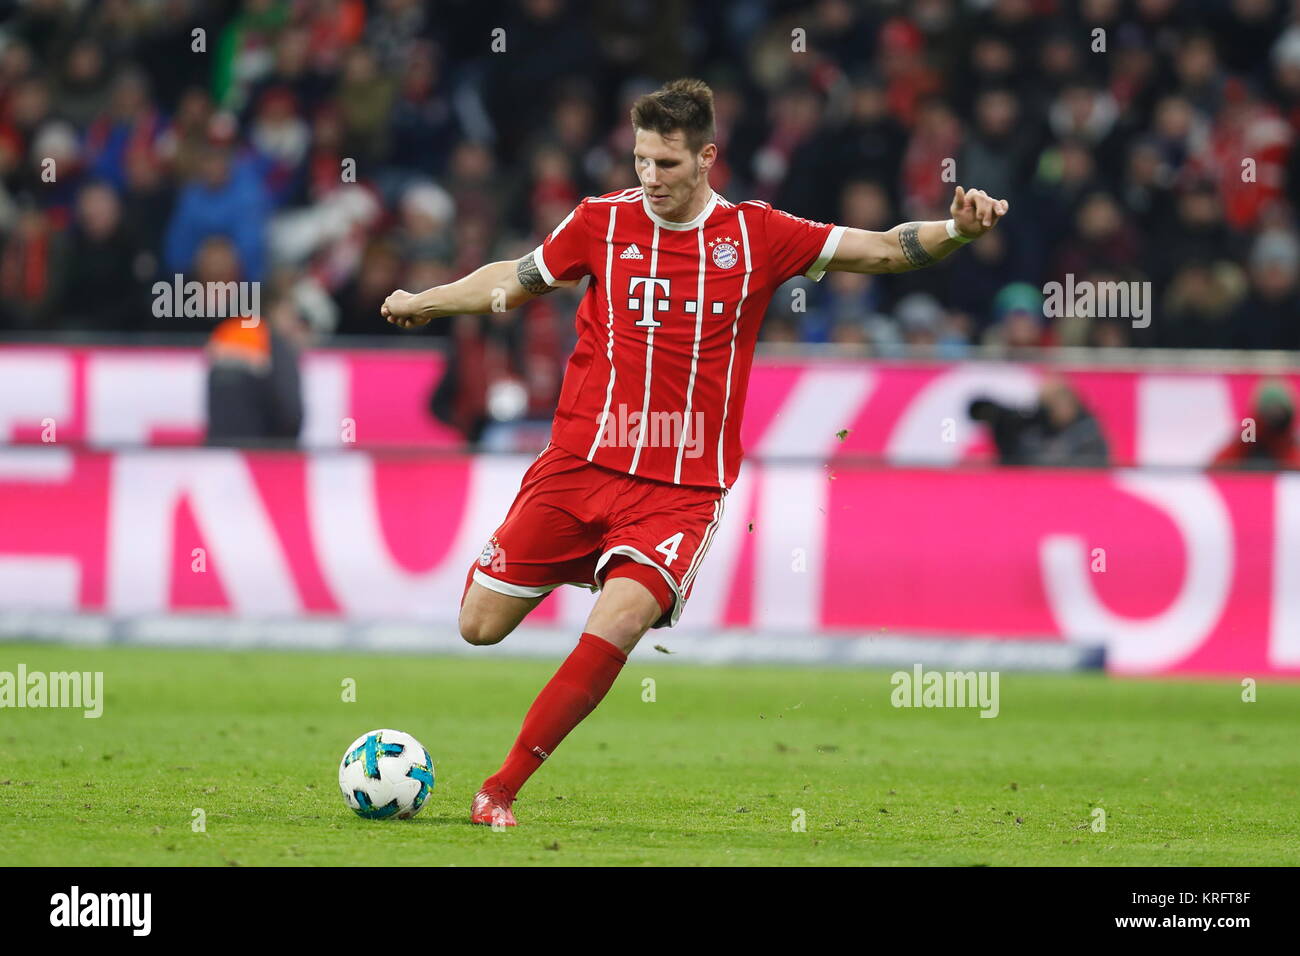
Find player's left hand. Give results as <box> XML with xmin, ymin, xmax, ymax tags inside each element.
<box><xmin>950</xmin><ymin>186</ymin><xmax>1009</xmax><ymax>239</ymax></box>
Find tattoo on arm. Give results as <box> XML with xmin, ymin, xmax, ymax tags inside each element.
<box><xmin>516</xmin><ymin>252</ymin><xmax>558</xmax><ymax>295</ymax></box>
<box><xmin>898</xmin><ymin>222</ymin><xmax>935</xmax><ymax>269</ymax></box>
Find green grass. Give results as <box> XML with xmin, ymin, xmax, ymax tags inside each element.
<box><xmin>0</xmin><ymin>641</ymin><xmax>1297</xmax><ymax>866</ymax></box>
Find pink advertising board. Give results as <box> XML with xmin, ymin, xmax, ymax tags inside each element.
<box><xmin>0</xmin><ymin>447</ymin><xmax>1294</xmax><ymax>677</ymax></box>
<box><xmin>1</xmin><ymin>345</ymin><xmax>1298</xmax><ymax>467</ymax></box>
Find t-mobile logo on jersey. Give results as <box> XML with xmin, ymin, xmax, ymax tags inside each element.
<box><xmin>627</xmin><ymin>276</ymin><xmax>730</xmax><ymax>329</ymax></box>
<box><xmin>596</xmin><ymin>404</ymin><xmax>706</xmax><ymax>459</ymax></box>
<box><xmin>628</xmin><ymin>276</ymin><xmax>671</xmax><ymax>328</ymax></box>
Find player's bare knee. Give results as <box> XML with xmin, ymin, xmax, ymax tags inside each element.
<box><xmin>458</xmin><ymin>608</ymin><xmax>506</xmax><ymax>646</ymax></box>
<box><xmin>459</xmin><ymin>621</ymin><xmax>505</xmax><ymax>646</ymax></box>
<box><xmin>598</xmin><ymin>608</ymin><xmax>655</xmax><ymax>648</ymax></box>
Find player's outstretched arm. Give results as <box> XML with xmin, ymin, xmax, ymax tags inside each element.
<box><xmin>381</xmin><ymin>251</ymin><xmax>579</xmax><ymax>329</ymax></box>
<box><xmin>827</xmin><ymin>186</ymin><xmax>1009</xmax><ymax>275</ymax></box>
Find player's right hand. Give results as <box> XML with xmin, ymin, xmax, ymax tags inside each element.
<box><xmin>382</xmin><ymin>289</ymin><xmax>430</xmax><ymax>329</ymax></box>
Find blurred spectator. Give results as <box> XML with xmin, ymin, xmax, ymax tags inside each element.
<box><xmin>83</xmin><ymin>68</ymin><xmax>165</xmax><ymax>194</ymax></box>
<box><xmin>244</xmin><ymin>28</ymin><xmax>334</xmax><ymax>128</ymax></box>
<box><xmin>334</xmin><ymin>236</ymin><xmax>404</xmax><ymax>336</ymax></box>
<box><xmin>895</xmin><ymin>291</ymin><xmax>944</xmax><ymax>352</ymax></box>
<box><xmin>0</xmin><ymin>206</ymin><xmax>58</xmax><ymax>329</ymax></box>
<box><xmin>900</xmin><ymin>97</ymin><xmax>962</xmax><ymax>220</ymax></box>
<box><xmin>248</xmin><ymin>86</ymin><xmax>311</xmax><ymax>207</ymax></box>
<box><xmin>824</xmin><ymin>75</ymin><xmax>906</xmax><ymax>216</ymax></box>
<box><xmin>1048</xmin><ymin>83</ymin><xmax>1123</xmax><ymax>182</ymax></box>
<box><xmin>431</xmin><ymin>312</ymin><xmax>527</xmax><ymax>445</ymax></box>
<box><xmin>54</xmin><ymin>181</ymin><xmax>148</xmax><ymax>331</ymax></box>
<box><xmin>959</xmin><ymin>88</ymin><xmax>1036</xmax><ymax>206</ymax></box>
<box><xmin>122</xmin><ymin>131</ymin><xmax>175</xmax><ymax>262</ymax></box>
<box><xmin>1173</xmin><ymin>31</ymin><xmax>1226</xmax><ymax>118</ymax></box>
<box><xmin>803</xmin><ymin>271</ymin><xmax>887</xmax><ymax>346</ymax></box>
<box><xmin>1229</xmin><ymin>230</ymin><xmax>1300</xmax><ymax>350</ymax></box>
<box><xmin>877</xmin><ymin>16</ymin><xmax>943</xmax><ymax>127</ymax></box>
<box><xmin>53</xmin><ymin>39</ymin><xmax>110</xmax><ymax>130</ymax></box>
<box><xmin>0</xmin><ymin>0</ymin><xmax>1297</xmax><ymax>358</ymax></box>
<box><xmin>969</xmin><ymin>376</ymin><xmax>1110</xmax><ymax>467</ymax></box>
<box><xmin>1203</xmin><ymin>80</ymin><xmax>1291</xmax><ymax>232</ymax></box>
<box><xmin>1052</xmin><ymin>191</ymin><xmax>1144</xmax><ymax>283</ymax></box>
<box><xmin>158</xmin><ymin>88</ymin><xmax>216</xmax><ymax>185</ymax></box>
<box><xmin>1212</xmin><ymin>379</ymin><xmax>1300</xmax><ymax>469</ymax></box>
<box><xmin>395</xmin><ymin>182</ymin><xmax>455</xmax><ymax>263</ymax></box>
<box><xmin>366</xmin><ymin>0</ymin><xmax>432</xmax><ymax>75</ymax></box>
<box><xmin>1120</xmin><ymin>137</ymin><xmax>1176</xmax><ymax>237</ymax></box>
<box><xmin>756</xmin><ymin>84</ymin><xmax>823</xmax><ymax>206</ymax></box>
<box><xmin>946</xmin><ymin>225</ymin><xmax>1022</xmax><ymax>336</ymax></box>
<box><xmin>983</xmin><ymin>282</ymin><xmax>1047</xmax><ymax>349</ymax></box>
<box><xmin>387</xmin><ymin>43</ymin><xmax>460</xmax><ymax>178</ymax></box>
<box><xmin>212</xmin><ymin>0</ymin><xmax>290</xmax><ymax>111</ymax></box>
<box><xmin>1028</xmin><ymin>139</ymin><xmax>1101</xmax><ymax>258</ymax></box>
<box><xmin>164</xmin><ymin>113</ymin><xmax>270</xmax><ymax>282</ymax></box>
<box><xmin>336</xmin><ymin>45</ymin><xmax>396</xmax><ymax>168</ymax></box>
<box><xmin>1156</xmin><ymin>259</ymin><xmax>1249</xmax><ymax>349</ymax></box>
<box><xmin>1148</xmin><ymin>180</ymin><xmax>1239</xmax><ymax>292</ymax></box>
<box><xmin>204</xmin><ymin>296</ymin><xmax>306</xmax><ymax>447</ymax></box>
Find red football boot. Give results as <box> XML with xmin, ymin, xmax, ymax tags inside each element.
<box><xmin>470</xmin><ymin>784</ymin><xmax>518</xmax><ymax>826</ymax></box>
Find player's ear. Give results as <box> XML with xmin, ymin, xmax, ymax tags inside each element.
<box><xmin>698</xmin><ymin>142</ymin><xmax>717</xmax><ymax>173</ymax></box>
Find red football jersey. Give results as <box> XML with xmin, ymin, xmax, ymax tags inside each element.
<box><xmin>532</xmin><ymin>186</ymin><xmax>845</xmax><ymax>490</ymax></box>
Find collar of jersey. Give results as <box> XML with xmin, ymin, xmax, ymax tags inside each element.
<box><xmin>641</xmin><ymin>189</ymin><xmax>719</xmax><ymax>231</ymax></box>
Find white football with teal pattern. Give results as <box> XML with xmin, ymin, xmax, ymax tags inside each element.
<box><xmin>338</xmin><ymin>729</ymin><xmax>436</xmax><ymax>820</ymax></box>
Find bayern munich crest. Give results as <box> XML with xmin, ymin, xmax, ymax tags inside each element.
<box><xmin>478</xmin><ymin>537</ymin><xmax>498</xmax><ymax>567</ymax></box>
<box><xmin>710</xmin><ymin>237</ymin><xmax>738</xmax><ymax>269</ymax></box>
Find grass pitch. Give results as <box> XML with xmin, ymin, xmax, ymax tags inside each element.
<box><xmin>1</xmin><ymin>641</ymin><xmax>1296</xmax><ymax>866</ymax></box>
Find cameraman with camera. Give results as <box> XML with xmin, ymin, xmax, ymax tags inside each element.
<box><xmin>968</xmin><ymin>375</ymin><xmax>1110</xmax><ymax>467</ymax></box>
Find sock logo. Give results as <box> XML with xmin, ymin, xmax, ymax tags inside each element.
<box><xmin>531</xmin><ymin>746</ymin><xmax>550</xmax><ymax>760</ymax></box>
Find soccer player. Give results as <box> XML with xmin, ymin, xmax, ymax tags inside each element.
<box><xmin>381</xmin><ymin>78</ymin><xmax>1008</xmax><ymax>826</ymax></box>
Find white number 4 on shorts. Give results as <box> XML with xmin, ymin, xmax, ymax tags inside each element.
<box><xmin>655</xmin><ymin>532</ymin><xmax>684</xmax><ymax>567</ymax></box>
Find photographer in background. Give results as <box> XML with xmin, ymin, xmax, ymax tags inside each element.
<box><xmin>205</xmin><ymin>294</ymin><xmax>307</xmax><ymax>448</ymax></box>
<box><xmin>969</xmin><ymin>375</ymin><xmax>1109</xmax><ymax>467</ymax></box>
<box><xmin>1211</xmin><ymin>379</ymin><xmax>1300</xmax><ymax>470</ymax></box>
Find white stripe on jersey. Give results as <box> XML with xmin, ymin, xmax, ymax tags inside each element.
<box><xmin>587</xmin><ymin>205</ymin><xmax>621</xmax><ymax>462</ymax></box>
<box><xmin>715</xmin><ymin>208</ymin><xmax>752</xmax><ymax>488</ymax></box>
<box><xmin>683</xmin><ymin>491</ymin><xmax>727</xmax><ymax>593</ymax></box>
<box><xmin>589</xmin><ymin>187</ymin><xmax>644</xmax><ymax>204</ymax></box>
<box><xmin>533</xmin><ymin>207</ymin><xmax>579</xmax><ymax>286</ymax></box>
<box><xmin>805</xmin><ymin>224</ymin><xmax>847</xmax><ymax>281</ymax></box>
<box><xmin>681</xmin><ymin>495</ymin><xmax>720</xmax><ymax>585</ymax></box>
<box><xmin>673</xmin><ymin>222</ymin><xmax>709</xmax><ymax>484</ymax></box>
<box><xmin>548</xmin><ymin>208</ymin><xmax>577</xmax><ymax>240</ymax></box>
<box><xmin>629</xmin><ymin>223</ymin><xmax>661</xmax><ymax>475</ymax></box>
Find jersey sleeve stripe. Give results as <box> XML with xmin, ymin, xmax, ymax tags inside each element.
<box><xmin>804</xmin><ymin>224</ymin><xmax>847</xmax><ymax>282</ymax></box>
<box><xmin>532</xmin><ymin>243</ymin><xmax>559</xmax><ymax>286</ymax></box>
<box><xmin>534</xmin><ymin>207</ymin><xmax>579</xmax><ymax>286</ymax></box>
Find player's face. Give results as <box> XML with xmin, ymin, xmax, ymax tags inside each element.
<box><xmin>634</xmin><ymin>128</ymin><xmax>714</xmax><ymax>221</ymax></box>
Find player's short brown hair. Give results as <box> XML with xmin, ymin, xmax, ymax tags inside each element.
<box><xmin>630</xmin><ymin>78</ymin><xmax>715</xmax><ymax>153</ymax></box>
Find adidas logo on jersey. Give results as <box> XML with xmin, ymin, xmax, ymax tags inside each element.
<box><xmin>620</xmin><ymin>244</ymin><xmax>644</xmax><ymax>260</ymax></box>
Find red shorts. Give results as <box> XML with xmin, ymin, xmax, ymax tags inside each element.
<box><xmin>462</xmin><ymin>443</ymin><xmax>728</xmax><ymax>628</ymax></box>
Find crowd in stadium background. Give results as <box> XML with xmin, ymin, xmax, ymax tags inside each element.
<box><xmin>1</xmin><ymin>0</ymin><xmax>1298</xmax><ymax>420</ymax></box>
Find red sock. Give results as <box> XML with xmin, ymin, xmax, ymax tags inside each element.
<box><xmin>483</xmin><ymin>632</ymin><xmax>627</xmax><ymax>799</ymax></box>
